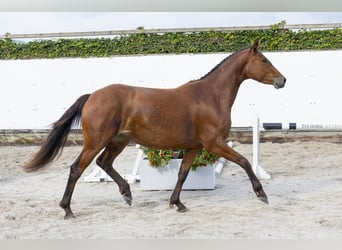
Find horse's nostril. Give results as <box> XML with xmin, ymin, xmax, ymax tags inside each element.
<box><xmin>283</xmin><ymin>77</ymin><xmax>287</xmax><ymax>84</ymax></box>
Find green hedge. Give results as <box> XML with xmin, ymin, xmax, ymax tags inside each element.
<box><xmin>1</xmin><ymin>26</ymin><xmax>341</xmax><ymax>59</ymax></box>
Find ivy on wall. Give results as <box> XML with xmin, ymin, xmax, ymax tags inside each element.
<box><xmin>0</xmin><ymin>26</ymin><xmax>341</xmax><ymax>60</ymax></box>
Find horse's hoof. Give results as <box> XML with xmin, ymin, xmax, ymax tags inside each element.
<box><xmin>258</xmin><ymin>195</ymin><xmax>269</xmax><ymax>204</ymax></box>
<box><xmin>64</xmin><ymin>212</ymin><xmax>76</xmax><ymax>220</ymax></box>
<box><xmin>177</xmin><ymin>205</ymin><xmax>189</xmax><ymax>213</ymax></box>
<box><xmin>123</xmin><ymin>194</ymin><xmax>132</xmax><ymax>206</ymax></box>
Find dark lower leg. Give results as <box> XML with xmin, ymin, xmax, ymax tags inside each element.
<box><xmin>237</xmin><ymin>157</ymin><xmax>268</xmax><ymax>203</ymax></box>
<box><xmin>60</xmin><ymin>148</ymin><xmax>98</xmax><ymax>219</ymax></box>
<box><xmin>169</xmin><ymin>168</ymin><xmax>191</xmax><ymax>212</ymax></box>
<box><xmin>211</xmin><ymin>142</ymin><xmax>268</xmax><ymax>204</ymax></box>
<box><xmin>169</xmin><ymin>148</ymin><xmax>200</xmax><ymax>212</ymax></box>
<box><xmin>59</xmin><ymin>159</ymin><xmax>81</xmax><ymax>219</ymax></box>
<box><xmin>96</xmin><ymin>136</ymin><xmax>132</xmax><ymax>205</ymax></box>
<box><xmin>99</xmin><ymin>162</ymin><xmax>132</xmax><ymax>206</ymax></box>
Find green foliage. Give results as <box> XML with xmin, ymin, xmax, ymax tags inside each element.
<box><xmin>191</xmin><ymin>149</ymin><xmax>220</xmax><ymax>171</ymax></box>
<box><xmin>1</xmin><ymin>26</ymin><xmax>341</xmax><ymax>60</ymax></box>
<box><xmin>141</xmin><ymin>147</ymin><xmax>219</xmax><ymax>171</ymax></box>
<box><xmin>141</xmin><ymin>148</ymin><xmax>174</xmax><ymax>168</ymax></box>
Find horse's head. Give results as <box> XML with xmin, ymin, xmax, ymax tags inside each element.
<box><xmin>243</xmin><ymin>39</ymin><xmax>286</xmax><ymax>89</ymax></box>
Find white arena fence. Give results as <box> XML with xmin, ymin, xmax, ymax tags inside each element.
<box><xmin>0</xmin><ymin>50</ymin><xmax>341</xmax><ymax>129</ymax></box>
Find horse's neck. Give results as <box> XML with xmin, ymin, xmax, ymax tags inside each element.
<box><xmin>204</xmin><ymin>51</ymin><xmax>248</xmax><ymax>108</ymax></box>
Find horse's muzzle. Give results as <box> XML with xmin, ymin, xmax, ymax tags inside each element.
<box><xmin>273</xmin><ymin>76</ymin><xmax>286</xmax><ymax>89</ymax></box>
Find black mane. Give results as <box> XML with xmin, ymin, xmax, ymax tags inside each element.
<box><xmin>198</xmin><ymin>46</ymin><xmax>251</xmax><ymax>81</ymax></box>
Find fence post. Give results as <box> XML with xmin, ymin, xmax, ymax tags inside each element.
<box><xmin>123</xmin><ymin>144</ymin><xmax>143</xmax><ymax>184</ymax></box>
<box><xmin>252</xmin><ymin>114</ymin><xmax>271</xmax><ymax>180</ymax></box>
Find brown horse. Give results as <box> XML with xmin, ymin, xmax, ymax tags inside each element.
<box><xmin>24</xmin><ymin>40</ymin><xmax>286</xmax><ymax>219</ymax></box>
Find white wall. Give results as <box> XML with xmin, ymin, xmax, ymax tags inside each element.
<box><xmin>0</xmin><ymin>50</ymin><xmax>341</xmax><ymax>129</ymax></box>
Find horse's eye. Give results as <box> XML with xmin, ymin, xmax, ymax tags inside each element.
<box><xmin>262</xmin><ymin>58</ymin><xmax>268</xmax><ymax>64</ymax></box>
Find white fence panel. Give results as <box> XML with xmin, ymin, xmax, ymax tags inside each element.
<box><xmin>0</xmin><ymin>50</ymin><xmax>341</xmax><ymax>129</ymax></box>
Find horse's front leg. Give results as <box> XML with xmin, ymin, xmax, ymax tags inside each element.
<box><xmin>211</xmin><ymin>141</ymin><xmax>268</xmax><ymax>204</ymax></box>
<box><xmin>169</xmin><ymin>148</ymin><xmax>201</xmax><ymax>212</ymax></box>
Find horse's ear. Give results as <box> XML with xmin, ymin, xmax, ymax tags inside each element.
<box><xmin>251</xmin><ymin>39</ymin><xmax>260</xmax><ymax>53</ymax></box>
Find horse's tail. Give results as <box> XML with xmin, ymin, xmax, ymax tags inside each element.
<box><xmin>23</xmin><ymin>94</ymin><xmax>91</xmax><ymax>173</ymax></box>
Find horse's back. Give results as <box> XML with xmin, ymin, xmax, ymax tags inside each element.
<box><xmin>81</xmin><ymin>83</ymin><xmax>201</xmax><ymax>149</ymax></box>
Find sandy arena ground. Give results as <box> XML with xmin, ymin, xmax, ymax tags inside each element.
<box><xmin>0</xmin><ymin>141</ymin><xmax>341</xmax><ymax>239</ymax></box>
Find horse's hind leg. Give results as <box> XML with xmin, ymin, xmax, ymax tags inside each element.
<box><xmin>95</xmin><ymin>134</ymin><xmax>132</xmax><ymax>206</ymax></box>
<box><xmin>60</xmin><ymin>147</ymin><xmax>101</xmax><ymax>219</ymax></box>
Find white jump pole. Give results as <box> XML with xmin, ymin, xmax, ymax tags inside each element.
<box><xmin>84</xmin><ymin>146</ymin><xmax>142</xmax><ymax>183</ymax></box>
<box><xmin>253</xmin><ymin>117</ymin><xmax>342</xmax><ymax>181</ymax></box>
<box><xmin>123</xmin><ymin>144</ymin><xmax>142</xmax><ymax>184</ymax></box>
<box><xmin>252</xmin><ymin>114</ymin><xmax>271</xmax><ymax>180</ymax></box>
<box><xmin>83</xmin><ymin>164</ymin><xmax>114</xmax><ymax>182</ymax></box>
<box><xmin>83</xmin><ymin>148</ymin><xmax>115</xmax><ymax>182</ymax></box>
<box><xmin>262</xmin><ymin>122</ymin><xmax>342</xmax><ymax>130</ymax></box>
